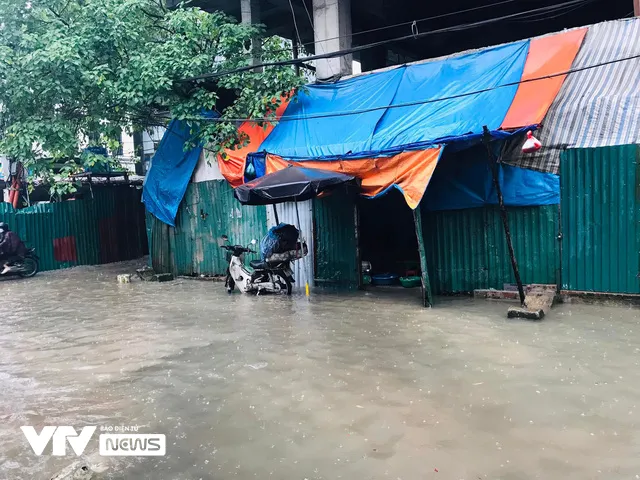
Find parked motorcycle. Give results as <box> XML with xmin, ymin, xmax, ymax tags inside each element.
<box><xmin>1</xmin><ymin>247</ymin><xmax>39</xmax><ymax>278</ymax></box>
<box><xmin>221</xmin><ymin>238</ymin><xmax>295</xmax><ymax>295</ymax></box>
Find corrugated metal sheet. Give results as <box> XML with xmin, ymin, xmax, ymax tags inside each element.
<box><xmin>313</xmin><ymin>189</ymin><xmax>359</xmax><ymax>289</ymax></box>
<box><xmin>560</xmin><ymin>144</ymin><xmax>640</xmax><ymax>293</ymax></box>
<box><xmin>266</xmin><ymin>200</ymin><xmax>314</xmax><ymax>291</ymax></box>
<box><xmin>423</xmin><ymin>204</ymin><xmax>560</xmax><ymax>294</ymax></box>
<box><xmin>505</xmin><ymin>18</ymin><xmax>640</xmax><ymax>174</ymax></box>
<box><xmin>0</xmin><ymin>186</ymin><xmax>147</xmax><ymax>272</ymax></box>
<box><xmin>192</xmin><ymin>150</ymin><xmax>226</xmax><ymax>183</ymax></box>
<box><xmin>151</xmin><ymin>180</ymin><xmax>268</xmax><ymax>276</ymax></box>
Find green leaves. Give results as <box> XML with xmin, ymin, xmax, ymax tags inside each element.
<box><xmin>0</xmin><ymin>0</ymin><xmax>305</xmax><ymax>192</ymax></box>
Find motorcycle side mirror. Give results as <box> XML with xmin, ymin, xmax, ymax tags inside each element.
<box><xmin>217</xmin><ymin>235</ymin><xmax>228</xmax><ymax>246</ymax></box>
<box><xmin>250</xmin><ymin>239</ymin><xmax>257</xmax><ymax>245</ymax></box>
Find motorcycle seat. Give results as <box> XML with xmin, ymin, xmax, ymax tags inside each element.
<box><xmin>250</xmin><ymin>259</ymin><xmax>268</xmax><ymax>270</ymax></box>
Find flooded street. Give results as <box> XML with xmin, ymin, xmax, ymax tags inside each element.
<box><xmin>1</xmin><ymin>261</ymin><xmax>640</xmax><ymax>479</ymax></box>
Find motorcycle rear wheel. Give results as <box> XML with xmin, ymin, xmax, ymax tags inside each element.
<box><xmin>277</xmin><ymin>275</ymin><xmax>292</xmax><ymax>295</ymax></box>
<box><xmin>19</xmin><ymin>256</ymin><xmax>39</xmax><ymax>278</ymax></box>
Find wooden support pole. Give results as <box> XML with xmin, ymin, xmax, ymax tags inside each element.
<box><xmin>413</xmin><ymin>205</ymin><xmax>433</xmax><ymax>307</ymax></box>
<box><xmin>482</xmin><ymin>126</ymin><xmax>525</xmax><ymax>306</ymax></box>
<box><xmin>354</xmin><ymin>200</ymin><xmax>362</xmax><ymax>289</ymax></box>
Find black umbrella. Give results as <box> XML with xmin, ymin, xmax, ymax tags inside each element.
<box><xmin>234</xmin><ymin>165</ymin><xmax>357</xmax><ymax>205</ymax></box>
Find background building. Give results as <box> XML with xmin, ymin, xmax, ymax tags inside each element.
<box><xmin>169</xmin><ymin>0</ymin><xmax>637</xmax><ymax>78</ymax></box>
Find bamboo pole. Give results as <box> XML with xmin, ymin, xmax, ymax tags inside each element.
<box><xmin>482</xmin><ymin>126</ymin><xmax>525</xmax><ymax>306</ymax></box>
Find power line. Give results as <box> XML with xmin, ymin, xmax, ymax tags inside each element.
<box><xmin>287</xmin><ymin>0</ymin><xmax>303</xmax><ymax>50</ymax></box>
<box><xmin>207</xmin><ymin>0</ymin><xmax>599</xmax><ymax>65</ymax></box>
<box><xmin>178</xmin><ymin>0</ymin><xmax>595</xmax><ymax>83</ymax></box>
<box><xmin>296</xmin><ymin>0</ymin><xmax>522</xmax><ymax>50</ymax></box>
<box><xmin>174</xmin><ymin>53</ymin><xmax>640</xmax><ymax>124</ymax></box>
<box><xmin>298</xmin><ymin>0</ymin><xmax>335</xmax><ymax>76</ymax></box>
<box><xmin>513</xmin><ymin>0</ymin><xmax>597</xmax><ymax>22</ymax></box>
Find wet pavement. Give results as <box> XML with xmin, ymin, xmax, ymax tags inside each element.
<box><xmin>1</xmin><ymin>261</ymin><xmax>640</xmax><ymax>479</ymax></box>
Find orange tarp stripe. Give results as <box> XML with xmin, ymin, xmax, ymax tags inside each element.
<box><xmin>218</xmin><ymin>100</ymin><xmax>290</xmax><ymax>188</ymax></box>
<box><xmin>501</xmin><ymin>28</ymin><xmax>587</xmax><ymax>130</ymax></box>
<box><xmin>266</xmin><ymin>148</ymin><xmax>441</xmax><ymax>209</ymax></box>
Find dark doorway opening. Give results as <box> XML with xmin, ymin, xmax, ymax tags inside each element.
<box><xmin>357</xmin><ymin>189</ymin><xmax>420</xmax><ymax>287</ymax></box>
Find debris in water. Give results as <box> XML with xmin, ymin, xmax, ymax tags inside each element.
<box><xmin>245</xmin><ymin>362</ymin><xmax>268</xmax><ymax>370</ymax></box>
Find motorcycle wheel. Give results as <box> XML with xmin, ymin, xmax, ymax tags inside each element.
<box><xmin>277</xmin><ymin>275</ymin><xmax>292</xmax><ymax>295</ymax></box>
<box><xmin>225</xmin><ymin>274</ymin><xmax>235</xmax><ymax>294</ymax></box>
<box><xmin>18</xmin><ymin>256</ymin><xmax>39</xmax><ymax>278</ymax></box>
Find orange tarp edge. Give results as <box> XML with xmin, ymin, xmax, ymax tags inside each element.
<box><xmin>501</xmin><ymin>28</ymin><xmax>587</xmax><ymax>130</ymax></box>
<box><xmin>218</xmin><ymin>100</ymin><xmax>290</xmax><ymax>188</ymax></box>
<box><xmin>266</xmin><ymin>148</ymin><xmax>442</xmax><ymax>209</ymax></box>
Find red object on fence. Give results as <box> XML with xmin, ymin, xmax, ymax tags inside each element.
<box><xmin>53</xmin><ymin>236</ymin><xmax>78</xmax><ymax>262</ymax></box>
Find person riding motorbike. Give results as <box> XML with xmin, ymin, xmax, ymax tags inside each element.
<box><xmin>0</xmin><ymin>222</ymin><xmax>27</xmax><ymax>274</ymax></box>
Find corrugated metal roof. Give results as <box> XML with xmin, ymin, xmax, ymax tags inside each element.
<box><xmin>505</xmin><ymin>18</ymin><xmax>640</xmax><ymax>174</ymax></box>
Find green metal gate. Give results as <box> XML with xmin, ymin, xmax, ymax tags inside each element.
<box><xmin>560</xmin><ymin>144</ymin><xmax>640</xmax><ymax>293</ymax></box>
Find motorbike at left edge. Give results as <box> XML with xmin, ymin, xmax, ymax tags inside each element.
<box><xmin>0</xmin><ymin>247</ymin><xmax>40</xmax><ymax>278</ymax></box>
<box><xmin>220</xmin><ymin>236</ymin><xmax>306</xmax><ymax>296</ymax></box>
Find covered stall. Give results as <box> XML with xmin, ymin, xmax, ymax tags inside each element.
<box><xmin>216</xmin><ymin>27</ymin><xmax>589</xmax><ymax>306</ymax></box>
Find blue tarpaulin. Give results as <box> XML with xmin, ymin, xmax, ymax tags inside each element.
<box><xmin>259</xmin><ymin>41</ymin><xmax>530</xmax><ymax>161</ymax></box>
<box><xmin>143</xmin><ymin>116</ymin><xmax>214</xmax><ymax>226</ymax></box>
<box><xmin>423</xmin><ymin>144</ymin><xmax>559</xmax><ymax>211</ymax></box>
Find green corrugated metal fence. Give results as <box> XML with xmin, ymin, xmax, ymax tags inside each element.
<box><xmin>313</xmin><ymin>189</ymin><xmax>359</xmax><ymax>288</ymax></box>
<box><xmin>0</xmin><ymin>186</ymin><xmax>147</xmax><ymax>272</ymax></box>
<box><xmin>560</xmin><ymin>144</ymin><xmax>640</xmax><ymax>293</ymax></box>
<box><xmin>147</xmin><ymin>180</ymin><xmax>268</xmax><ymax>276</ymax></box>
<box><xmin>423</xmin><ymin>204</ymin><xmax>560</xmax><ymax>294</ymax></box>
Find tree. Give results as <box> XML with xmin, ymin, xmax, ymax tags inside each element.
<box><xmin>0</xmin><ymin>0</ymin><xmax>304</xmax><ymax>196</ymax></box>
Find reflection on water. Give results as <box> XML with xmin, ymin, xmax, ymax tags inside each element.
<box><xmin>1</xmin><ymin>261</ymin><xmax>640</xmax><ymax>479</ymax></box>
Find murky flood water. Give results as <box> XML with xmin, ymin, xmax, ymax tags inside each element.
<box><xmin>1</xmin><ymin>261</ymin><xmax>640</xmax><ymax>479</ymax></box>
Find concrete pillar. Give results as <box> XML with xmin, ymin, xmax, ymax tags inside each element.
<box><xmin>241</xmin><ymin>0</ymin><xmax>261</xmax><ymax>68</ymax></box>
<box><xmin>312</xmin><ymin>0</ymin><xmax>352</xmax><ymax>79</ymax></box>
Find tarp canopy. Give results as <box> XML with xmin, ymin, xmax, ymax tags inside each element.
<box><xmin>234</xmin><ymin>166</ymin><xmax>356</xmax><ymax>205</ymax></box>
<box><xmin>265</xmin><ymin>149</ymin><xmax>442</xmax><ymax>209</ymax></box>
<box><xmin>504</xmin><ymin>19</ymin><xmax>639</xmax><ymax>174</ymax></box>
<box><xmin>423</xmin><ymin>144</ymin><xmax>559</xmax><ymax>211</ymax></box>
<box><xmin>143</xmin><ymin>114</ymin><xmax>216</xmax><ymax>226</ymax></box>
<box><xmin>217</xmin><ymin>100</ymin><xmax>289</xmax><ymax>187</ymax></box>
<box><xmin>260</xmin><ymin>42</ymin><xmax>530</xmax><ymax>160</ymax></box>
<box><xmin>218</xmin><ymin>28</ymin><xmax>586</xmax><ymax>209</ymax></box>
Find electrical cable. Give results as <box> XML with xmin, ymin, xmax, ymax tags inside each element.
<box><xmin>298</xmin><ymin>0</ymin><xmax>335</xmax><ymax>77</ymax></box>
<box><xmin>172</xmin><ymin>53</ymin><xmax>640</xmax><ymax>123</ymax></box>
<box><xmin>178</xmin><ymin>0</ymin><xmax>597</xmax><ymax>83</ymax></box>
<box><xmin>287</xmin><ymin>0</ymin><xmax>304</xmax><ymax>51</ymax></box>
<box><xmin>512</xmin><ymin>0</ymin><xmax>597</xmax><ymax>22</ymax></box>
<box><xmin>277</xmin><ymin>0</ymin><xmax>525</xmax><ymax>52</ymax></box>
<box><xmin>209</xmin><ymin>0</ymin><xmax>602</xmax><ymax>64</ymax></box>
